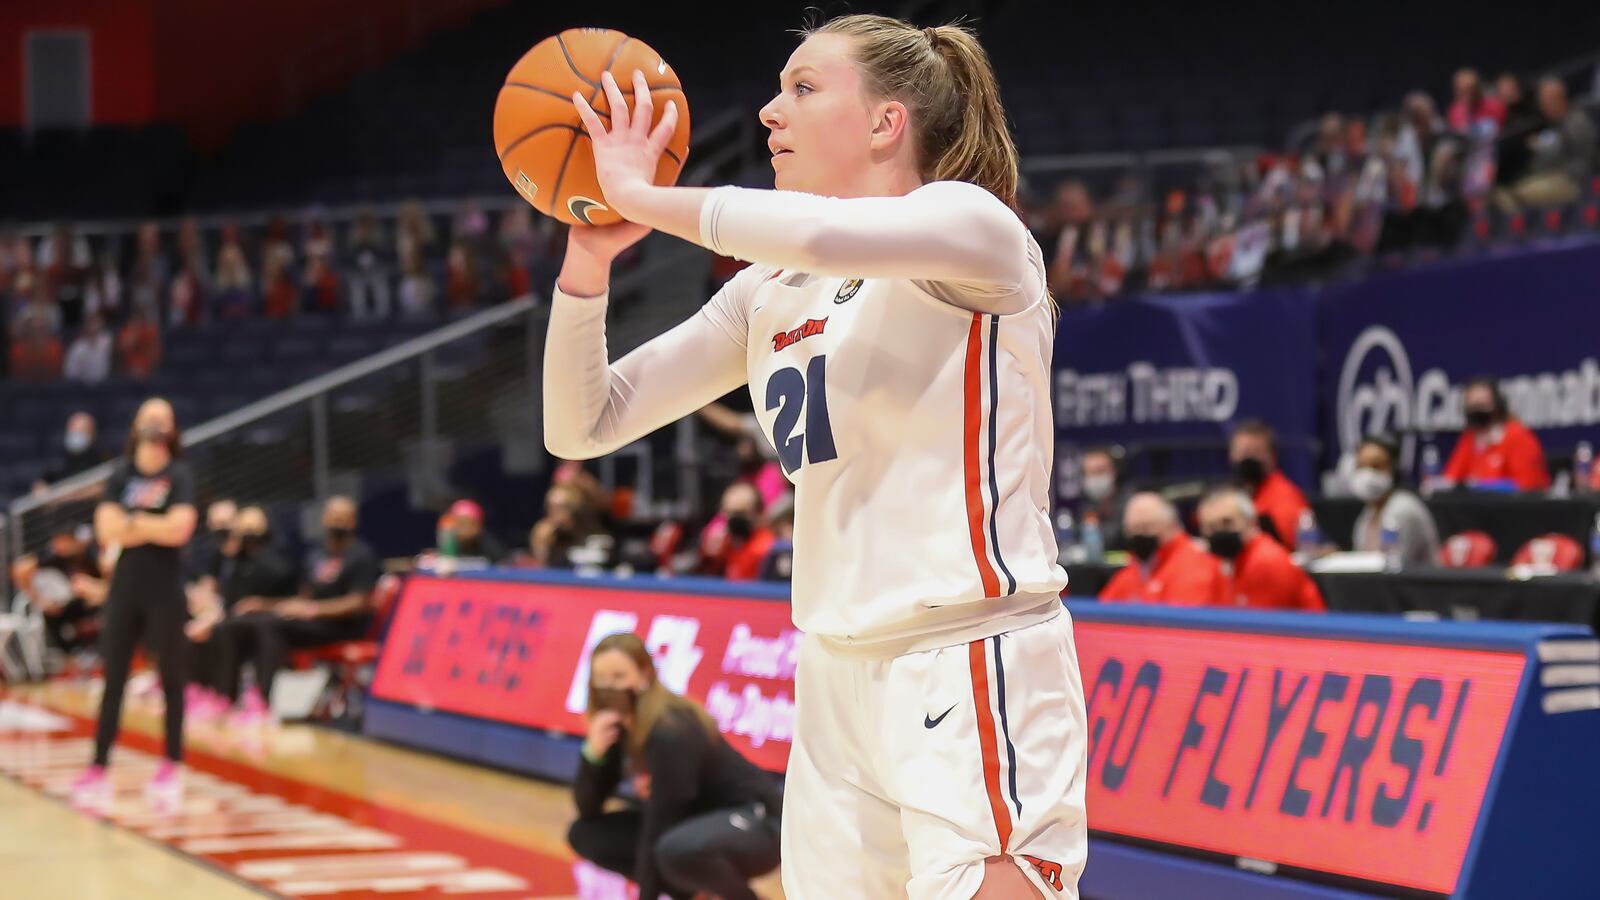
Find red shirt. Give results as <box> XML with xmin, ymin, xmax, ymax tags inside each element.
<box><xmin>10</xmin><ymin>338</ymin><xmax>62</xmax><ymax>382</ymax></box>
<box><xmin>1447</xmin><ymin>95</ymin><xmax>1506</xmax><ymax>133</ymax></box>
<box><xmin>725</xmin><ymin>529</ymin><xmax>776</xmax><ymax>581</ymax></box>
<box><xmin>1254</xmin><ymin>470</ymin><xmax>1310</xmax><ymax>550</ymax></box>
<box><xmin>1208</xmin><ymin>532</ymin><xmax>1325</xmax><ymax>611</ymax></box>
<box><xmin>119</xmin><ymin>323</ymin><xmax>161</xmax><ymax>378</ymax></box>
<box><xmin>1443</xmin><ymin>420</ymin><xmax>1550</xmax><ymax>491</ymax></box>
<box><xmin>1100</xmin><ymin>533</ymin><xmax>1219</xmax><ymax>606</ymax></box>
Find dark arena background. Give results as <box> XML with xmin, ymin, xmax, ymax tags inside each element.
<box><xmin>1</xmin><ymin>1</ymin><xmax>1598</xmax><ymax>898</ymax></box>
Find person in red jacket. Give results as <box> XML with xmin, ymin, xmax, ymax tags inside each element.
<box><xmin>1197</xmin><ymin>488</ymin><xmax>1325</xmax><ymax>611</ymax></box>
<box><xmin>1100</xmin><ymin>492</ymin><xmax>1219</xmax><ymax>605</ymax></box>
<box><xmin>1442</xmin><ymin>378</ymin><xmax>1550</xmax><ymax>491</ymax></box>
<box><xmin>1230</xmin><ymin>419</ymin><xmax>1310</xmax><ymax>549</ymax></box>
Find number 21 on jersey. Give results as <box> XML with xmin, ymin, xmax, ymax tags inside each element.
<box><xmin>766</xmin><ymin>354</ymin><xmax>837</xmax><ymax>474</ymax></box>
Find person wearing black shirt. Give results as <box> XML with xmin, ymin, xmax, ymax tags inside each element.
<box><xmin>35</xmin><ymin>411</ymin><xmax>107</xmax><ymax>491</ymax></box>
<box><xmin>211</xmin><ymin>496</ymin><xmax>378</xmax><ymax>718</ymax></box>
<box><xmin>195</xmin><ymin>506</ymin><xmax>298</xmax><ymax>708</ymax></box>
<box><xmin>569</xmin><ymin>633</ymin><xmax>782</xmax><ymax>900</ymax></box>
<box><xmin>73</xmin><ymin>398</ymin><xmax>197</xmax><ymax>801</ymax></box>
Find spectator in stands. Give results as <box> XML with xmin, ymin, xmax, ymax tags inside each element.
<box><xmin>445</xmin><ymin>240</ymin><xmax>481</xmax><ymax>310</ymax></box>
<box><xmin>436</xmin><ymin>498</ymin><xmax>507</xmax><ymax>562</ymax></box>
<box><xmin>569</xmin><ymin>632</ymin><xmax>782</xmax><ymax>900</ymax></box>
<box><xmin>262</xmin><ymin>215</ymin><xmax>296</xmax><ymax>274</ymax></box>
<box><xmin>213</xmin><ymin>496</ymin><xmax>379</xmax><ymax>719</ymax></box>
<box><xmin>302</xmin><ymin>247</ymin><xmax>341</xmax><ymax>316</ymax></box>
<box><xmin>759</xmin><ymin>499</ymin><xmax>796</xmax><ymax>582</ymax></box>
<box><xmin>63</xmin><ymin>312</ymin><xmax>113</xmax><ymax>385</ymax></box>
<box><xmin>344</xmin><ymin>210</ymin><xmax>393</xmax><ymax>320</ymax></box>
<box><xmin>9</xmin><ymin>314</ymin><xmax>63</xmax><ymax>383</ymax></box>
<box><xmin>190</xmin><ymin>505</ymin><xmax>295</xmax><ymax>714</ymax></box>
<box><xmin>1442</xmin><ymin>377</ymin><xmax>1550</xmax><ymax>491</ymax></box>
<box><xmin>117</xmin><ymin>304</ymin><xmax>161</xmax><ymax>379</ymax></box>
<box><xmin>40</xmin><ymin>221</ymin><xmax>90</xmax><ymax>332</ymax></box>
<box><xmin>1448</xmin><ymin>68</ymin><xmax>1506</xmax><ymax>136</ymax></box>
<box><xmin>212</xmin><ymin>241</ymin><xmax>255</xmax><ymax>320</ymax></box>
<box><xmin>1494</xmin><ymin>73</ymin><xmax>1542</xmax><ymax>187</ymax></box>
<box><xmin>698</xmin><ymin>482</ymin><xmax>776</xmax><ymax>581</ymax></box>
<box><xmin>1079</xmin><ymin>446</ymin><xmax>1129</xmax><ymax>551</ymax></box>
<box><xmin>167</xmin><ymin>254</ymin><xmax>207</xmax><ymax>327</ymax></box>
<box><xmin>398</xmin><ymin>247</ymin><xmax>436</xmax><ymax>320</ymax></box>
<box><xmin>261</xmin><ymin>250</ymin><xmax>297</xmax><ymax>319</ymax></box>
<box><xmin>84</xmin><ymin>245</ymin><xmax>125</xmax><ymax>327</ymax></box>
<box><xmin>1198</xmin><ymin>487</ymin><xmax>1324</xmax><ymax>611</ymax></box>
<box><xmin>1397</xmin><ymin>91</ymin><xmax>1447</xmax><ymax>193</ymax></box>
<box><xmin>37</xmin><ymin>412</ymin><xmax>107</xmax><ymax>489</ymax></box>
<box><xmin>397</xmin><ymin>200</ymin><xmax>438</xmax><ymax>265</ymax></box>
<box><xmin>175</xmin><ymin>217</ymin><xmax>210</xmax><ymax>286</ymax></box>
<box><xmin>495</xmin><ymin>205</ymin><xmax>539</xmax><ymax>298</ymax></box>
<box><xmin>1100</xmin><ymin>492</ymin><xmax>1218</xmax><ymax>604</ymax></box>
<box><xmin>22</xmin><ymin>278</ymin><xmax>62</xmax><ymax>335</ymax></box>
<box><xmin>1495</xmin><ymin>76</ymin><xmax>1597</xmax><ymax>213</ymax></box>
<box><xmin>127</xmin><ymin>221</ymin><xmax>168</xmax><ymax>318</ymax></box>
<box><xmin>529</xmin><ymin>483</ymin><xmax>599</xmax><ymax>569</ymax></box>
<box><xmin>185</xmin><ymin>497</ymin><xmax>239</xmax><ymax>599</ymax></box>
<box><xmin>1349</xmin><ymin>435</ymin><xmax>1440</xmax><ymax>567</ymax></box>
<box><xmin>1230</xmin><ymin>419</ymin><xmax>1310</xmax><ymax>549</ymax></box>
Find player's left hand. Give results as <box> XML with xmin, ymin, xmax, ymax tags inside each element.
<box><xmin>572</xmin><ymin>69</ymin><xmax>678</xmax><ymax>220</ymax></box>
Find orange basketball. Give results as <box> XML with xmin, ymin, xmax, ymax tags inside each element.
<box><xmin>493</xmin><ymin>28</ymin><xmax>691</xmax><ymax>226</ymax></box>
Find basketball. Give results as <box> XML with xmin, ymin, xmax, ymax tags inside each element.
<box><xmin>493</xmin><ymin>28</ymin><xmax>691</xmax><ymax>226</ymax></box>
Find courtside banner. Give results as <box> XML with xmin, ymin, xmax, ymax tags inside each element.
<box><xmin>1074</xmin><ymin>619</ymin><xmax>1523</xmax><ymax>894</ymax></box>
<box><xmin>371</xmin><ymin>572</ymin><xmax>797</xmax><ymax>771</ymax></box>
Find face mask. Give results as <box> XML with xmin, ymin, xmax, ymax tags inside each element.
<box><xmin>1234</xmin><ymin>458</ymin><xmax>1268</xmax><ymax>488</ymax></box>
<box><xmin>1127</xmin><ymin>533</ymin><xmax>1161</xmax><ymax>562</ymax></box>
<box><xmin>326</xmin><ymin>526</ymin><xmax>354</xmax><ymax>543</ymax></box>
<box><xmin>1083</xmin><ymin>473</ymin><xmax>1115</xmax><ymax>503</ymax></box>
<box><xmin>1207</xmin><ymin>529</ymin><xmax>1244</xmax><ymax>560</ymax></box>
<box><xmin>1465</xmin><ymin>408</ymin><xmax>1495</xmax><ymax>430</ymax></box>
<box><xmin>237</xmin><ymin>534</ymin><xmax>264</xmax><ymax>556</ymax></box>
<box><xmin>726</xmin><ymin>514</ymin><xmax>755</xmax><ymax>541</ymax></box>
<box><xmin>589</xmin><ymin>686</ymin><xmax>639</xmax><ymax>715</ymax></box>
<box><xmin>137</xmin><ymin>424</ymin><xmax>171</xmax><ymax>445</ymax></box>
<box><xmin>65</xmin><ymin>431</ymin><xmax>91</xmax><ymax>454</ymax></box>
<box><xmin>1349</xmin><ymin>467</ymin><xmax>1394</xmax><ymax>502</ymax></box>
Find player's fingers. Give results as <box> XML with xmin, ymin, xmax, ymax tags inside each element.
<box><xmin>648</xmin><ymin>100</ymin><xmax>678</xmax><ymax>154</ymax></box>
<box><xmin>631</xmin><ymin>70</ymin><xmax>653</xmax><ymax>138</ymax></box>
<box><xmin>573</xmin><ymin>92</ymin><xmax>606</xmax><ymax>138</ymax></box>
<box><xmin>600</xmin><ymin>71</ymin><xmax>629</xmax><ymax>132</ymax></box>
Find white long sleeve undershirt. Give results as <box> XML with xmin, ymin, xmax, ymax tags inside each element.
<box><xmin>542</xmin><ymin>180</ymin><xmax>1043</xmax><ymax>460</ymax></box>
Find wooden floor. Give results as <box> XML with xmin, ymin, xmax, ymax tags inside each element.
<box><xmin>0</xmin><ymin>682</ymin><xmax>785</xmax><ymax>899</ymax></box>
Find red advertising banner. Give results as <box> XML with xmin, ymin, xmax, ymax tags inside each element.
<box><xmin>1072</xmin><ymin>621</ymin><xmax>1526</xmax><ymax>894</ymax></box>
<box><xmin>371</xmin><ymin>576</ymin><xmax>798</xmax><ymax>771</ymax></box>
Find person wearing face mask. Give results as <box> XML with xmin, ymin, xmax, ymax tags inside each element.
<box><xmin>1441</xmin><ymin>378</ymin><xmax>1550</xmax><ymax>491</ymax></box>
<box><xmin>569</xmin><ymin>633</ymin><xmax>783</xmax><ymax>900</ymax></box>
<box><xmin>1350</xmin><ymin>437</ymin><xmax>1440</xmax><ymax>567</ymax></box>
<box><xmin>201</xmin><ymin>506</ymin><xmax>297</xmax><ymax>715</ymax></box>
<box><xmin>1099</xmin><ymin>492</ymin><xmax>1219</xmax><ymax>604</ymax></box>
<box><xmin>1197</xmin><ymin>488</ymin><xmax>1324</xmax><ymax>611</ymax></box>
<box><xmin>1079</xmin><ymin>447</ymin><xmax>1129</xmax><ymax>551</ymax></box>
<box><xmin>434</xmin><ymin>498</ymin><xmax>509</xmax><ymax>563</ymax></box>
<box><xmin>35</xmin><ymin>411</ymin><xmax>107</xmax><ymax>492</ymax></box>
<box><xmin>699</xmin><ymin>482</ymin><xmax>777</xmax><ymax>581</ymax></box>
<box><xmin>73</xmin><ymin>398</ymin><xmax>197</xmax><ymax>803</ymax></box>
<box><xmin>213</xmin><ymin>496</ymin><xmax>378</xmax><ymax>723</ymax></box>
<box><xmin>1229</xmin><ymin>420</ymin><xmax>1310</xmax><ymax>550</ymax></box>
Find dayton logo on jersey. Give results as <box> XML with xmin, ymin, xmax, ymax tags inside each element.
<box><xmin>122</xmin><ymin>477</ymin><xmax>171</xmax><ymax>511</ymax></box>
<box><xmin>833</xmin><ymin>278</ymin><xmax>864</xmax><ymax>304</ymax></box>
<box><xmin>771</xmin><ymin>317</ymin><xmax>829</xmax><ymax>352</ymax></box>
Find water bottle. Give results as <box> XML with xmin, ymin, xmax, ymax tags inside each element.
<box><xmin>439</xmin><ymin>524</ymin><xmax>459</xmax><ymax>558</ymax></box>
<box><xmin>1380</xmin><ymin>509</ymin><xmax>1402</xmax><ymax>572</ymax></box>
<box><xmin>1589</xmin><ymin>514</ymin><xmax>1600</xmax><ymax>577</ymax></box>
<box><xmin>1576</xmin><ymin>442</ymin><xmax>1594</xmax><ymax>496</ymax></box>
<box><xmin>1081</xmin><ymin>512</ymin><xmax>1104</xmax><ymax>563</ymax></box>
<box><xmin>1295</xmin><ymin>509</ymin><xmax>1322</xmax><ymax>555</ymax></box>
<box><xmin>1420</xmin><ymin>444</ymin><xmax>1442</xmax><ymax>497</ymax></box>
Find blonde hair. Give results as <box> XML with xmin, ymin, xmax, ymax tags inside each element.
<box><xmin>807</xmin><ymin>14</ymin><xmax>1020</xmax><ymax>213</ymax></box>
<box><xmin>587</xmin><ymin>633</ymin><xmax>719</xmax><ymax>766</ymax></box>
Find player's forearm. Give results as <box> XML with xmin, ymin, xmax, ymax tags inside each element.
<box><xmin>607</xmin><ymin>182</ymin><xmax>711</xmax><ymax>248</ymax></box>
<box><xmin>130</xmin><ymin>510</ymin><xmax>196</xmax><ymax>547</ymax></box>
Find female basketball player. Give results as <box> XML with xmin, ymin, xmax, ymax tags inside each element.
<box><xmin>548</xmin><ymin>15</ymin><xmax>1086</xmax><ymax>899</ymax></box>
<box><xmin>73</xmin><ymin>398</ymin><xmax>197</xmax><ymax>803</ymax></box>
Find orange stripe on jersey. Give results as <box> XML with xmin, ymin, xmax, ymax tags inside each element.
<box><xmin>963</xmin><ymin>314</ymin><xmax>1001</xmax><ymax>597</ymax></box>
<box><xmin>765</xmin><ymin>268</ymin><xmax>785</xmax><ymax>282</ymax></box>
<box><xmin>969</xmin><ymin>639</ymin><xmax>1013</xmax><ymax>851</ymax></box>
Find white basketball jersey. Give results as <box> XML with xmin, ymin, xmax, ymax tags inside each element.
<box><xmin>703</xmin><ymin>239</ymin><xmax>1068</xmax><ymax>653</ymax></box>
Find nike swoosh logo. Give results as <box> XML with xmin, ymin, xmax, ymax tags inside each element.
<box><xmin>567</xmin><ymin>196</ymin><xmax>609</xmax><ymax>225</ymax></box>
<box><xmin>924</xmin><ymin>703</ymin><xmax>957</xmax><ymax>729</ymax></box>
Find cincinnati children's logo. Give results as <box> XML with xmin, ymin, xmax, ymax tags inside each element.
<box><xmin>771</xmin><ymin>317</ymin><xmax>828</xmax><ymax>352</ymax></box>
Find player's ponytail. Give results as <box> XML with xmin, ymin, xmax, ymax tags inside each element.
<box><xmin>811</xmin><ymin>15</ymin><xmax>1020</xmax><ymax>213</ymax></box>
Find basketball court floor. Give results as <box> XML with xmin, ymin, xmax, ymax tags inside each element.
<box><xmin>0</xmin><ymin>683</ymin><xmax>786</xmax><ymax>899</ymax></box>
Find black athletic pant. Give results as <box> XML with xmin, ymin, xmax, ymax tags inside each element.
<box><xmin>93</xmin><ymin>583</ymin><xmax>188</xmax><ymax>765</ymax></box>
<box><xmin>213</xmin><ymin>612</ymin><xmax>367</xmax><ymax>702</ymax></box>
<box><xmin>567</xmin><ymin>802</ymin><xmax>780</xmax><ymax>900</ymax></box>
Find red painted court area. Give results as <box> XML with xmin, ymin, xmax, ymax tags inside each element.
<box><xmin>0</xmin><ymin>699</ymin><xmax>605</xmax><ymax>899</ymax></box>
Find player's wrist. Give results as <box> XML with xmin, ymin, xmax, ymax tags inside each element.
<box><xmin>557</xmin><ymin>245</ymin><xmax>612</xmax><ymax>297</ymax></box>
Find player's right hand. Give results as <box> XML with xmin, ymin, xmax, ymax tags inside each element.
<box><xmin>583</xmin><ymin>708</ymin><xmax>624</xmax><ymax>759</ymax></box>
